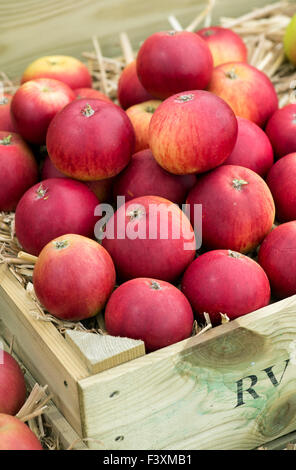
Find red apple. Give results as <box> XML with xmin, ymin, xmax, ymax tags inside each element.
<box><xmin>0</xmin><ymin>349</ymin><xmax>26</xmax><ymax>416</ymax></box>
<box><xmin>266</xmin><ymin>153</ymin><xmax>296</xmax><ymax>222</ymax></box>
<box><xmin>102</xmin><ymin>195</ymin><xmax>196</xmax><ymax>282</ymax></box>
<box><xmin>117</xmin><ymin>60</ymin><xmax>155</xmax><ymax>110</ymax></box>
<box><xmin>105</xmin><ymin>278</ymin><xmax>194</xmax><ymax>351</ymax></box>
<box><xmin>149</xmin><ymin>90</ymin><xmax>238</xmax><ymax>175</ymax></box>
<box><xmin>126</xmin><ymin>99</ymin><xmax>162</xmax><ymax>152</ymax></box>
<box><xmin>15</xmin><ymin>178</ymin><xmax>100</xmax><ymax>256</ymax></box>
<box><xmin>196</xmin><ymin>26</ymin><xmax>248</xmax><ymax>67</ymax></box>
<box><xmin>0</xmin><ymin>131</ymin><xmax>39</xmax><ymax>211</ymax></box>
<box><xmin>258</xmin><ymin>221</ymin><xmax>296</xmax><ymax>299</ymax></box>
<box><xmin>0</xmin><ymin>94</ymin><xmax>17</xmax><ymax>132</ymax></box>
<box><xmin>10</xmin><ymin>78</ymin><xmax>75</xmax><ymax>144</ymax></box>
<box><xmin>84</xmin><ymin>179</ymin><xmax>114</xmax><ymax>203</ymax></box>
<box><xmin>113</xmin><ymin>149</ymin><xmax>196</xmax><ymax>205</ymax></box>
<box><xmin>265</xmin><ymin>104</ymin><xmax>296</xmax><ymax>158</ymax></box>
<box><xmin>46</xmin><ymin>98</ymin><xmax>135</xmax><ymax>181</ymax></box>
<box><xmin>187</xmin><ymin>165</ymin><xmax>275</xmax><ymax>254</ymax></box>
<box><xmin>207</xmin><ymin>62</ymin><xmax>278</xmax><ymax>127</ymax></box>
<box><xmin>222</xmin><ymin>117</ymin><xmax>274</xmax><ymax>177</ymax></box>
<box><xmin>0</xmin><ymin>414</ymin><xmax>43</xmax><ymax>450</ymax></box>
<box><xmin>33</xmin><ymin>234</ymin><xmax>116</xmax><ymax>321</ymax></box>
<box><xmin>181</xmin><ymin>250</ymin><xmax>271</xmax><ymax>326</ymax></box>
<box><xmin>137</xmin><ymin>31</ymin><xmax>213</xmax><ymax>100</ymax></box>
<box><xmin>41</xmin><ymin>154</ymin><xmax>67</xmax><ymax>179</ymax></box>
<box><xmin>21</xmin><ymin>55</ymin><xmax>92</xmax><ymax>89</ymax></box>
<box><xmin>41</xmin><ymin>154</ymin><xmax>114</xmax><ymax>202</ymax></box>
<box><xmin>74</xmin><ymin>87</ymin><xmax>113</xmax><ymax>103</ymax></box>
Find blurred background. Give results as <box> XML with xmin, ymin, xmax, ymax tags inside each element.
<box><xmin>1</xmin><ymin>0</ymin><xmax>278</xmax><ymax>80</ymax></box>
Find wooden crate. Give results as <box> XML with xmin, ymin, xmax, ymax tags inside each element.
<box><xmin>0</xmin><ymin>334</ymin><xmax>88</xmax><ymax>450</ymax></box>
<box><xmin>1</xmin><ymin>0</ymin><xmax>296</xmax><ymax>451</ymax></box>
<box><xmin>1</xmin><ymin>262</ymin><xmax>296</xmax><ymax>450</ymax></box>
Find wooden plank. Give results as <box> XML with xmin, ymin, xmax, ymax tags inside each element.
<box><xmin>257</xmin><ymin>430</ymin><xmax>296</xmax><ymax>450</ymax></box>
<box><xmin>0</xmin><ymin>335</ymin><xmax>88</xmax><ymax>451</ymax></box>
<box><xmin>65</xmin><ymin>329</ymin><xmax>145</xmax><ymax>374</ymax></box>
<box><xmin>0</xmin><ymin>264</ymin><xmax>90</xmax><ymax>436</ymax></box>
<box><xmin>0</xmin><ymin>0</ymin><xmax>277</xmax><ymax>80</ymax></box>
<box><xmin>78</xmin><ymin>295</ymin><xmax>296</xmax><ymax>450</ymax></box>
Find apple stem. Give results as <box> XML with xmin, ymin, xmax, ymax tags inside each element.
<box><xmin>202</xmin><ymin>29</ymin><xmax>215</xmax><ymax>37</ymax></box>
<box><xmin>53</xmin><ymin>240</ymin><xmax>69</xmax><ymax>250</ymax></box>
<box><xmin>126</xmin><ymin>207</ymin><xmax>145</xmax><ymax>220</ymax></box>
<box><xmin>81</xmin><ymin>103</ymin><xmax>95</xmax><ymax>117</ymax></box>
<box><xmin>226</xmin><ymin>68</ymin><xmax>238</xmax><ymax>80</ymax></box>
<box><xmin>228</xmin><ymin>250</ymin><xmax>241</xmax><ymax>258</ymax></box>
<box><xmin>150</xmin><ymin>280</ymin><xmax>162</xmax><ymax>290</ymax></box>
<box><xmin>0</xmin><ymin>134</ymin><xmax>12</xmax><ymax>145</ymax></box>
<box><xmin>175</xmin><ymin>94</ymin><xmax>194</xmax><ymax>103</ymax></box>
<box><xmin>145</xmin><ymin>106</ymin><xmax>156</xmax><ymax>114</ymax></box>
<box><xmin>232</xmin><ymin>178</ymin><xmax>249</xmax><ymax>191</ymax></box>
<box><xmin>35</xmin><ymin>183</ymin><xmax>49</xmax><ymax>200</ymax></box>
<box><xmin>167</xmin><ymin>30</ymin><xmax>177</xmax><ymax>36</ymax></box>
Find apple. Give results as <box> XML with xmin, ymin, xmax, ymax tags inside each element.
<box><xmin>137</xmin><ymin>31</ymin><xmax>213</xmax><ymax>100</ymax></box>
<box><xmin>284</xmin><ymin>14</ymin><xmax>296</xmax><ymax>66</ymax></box>
<box><xmin>0</xmin><ymin>132</ymin><xmax>39</xmax><ymax>211</ymax></box>
<box><xmin>266</xmin><ymin>153</ymin><xmax>296</xmax><ymax>222</ymax></box>
<box><xmin>74</xmin><ymin>87</ymin><xmax>113</xmax><ymax>103</ymax></box>
<box><xmin>10</xmin><ymin>78</ymin><xmax>75</xmax><ymax>144</ymax></box>
<box><xmin>33</xmin><ymin>234</ymin><xmax>116</xmax><ymax>321</ymax></box>
<box><xmin>0</xmin><ymin>94</ymin><xmax>18</xmax><ymax>132</ymax></box>
<box><xmin>207</xmin><ymin>62</ymin><xmax>278</xmax><ymax>127</ymax></box>
<box><xmin>15</xmin><ymin>178</ymin><xmax>100</xmax><ymax>256</ymax></box>
<box><xmin>0</xmin><ymin>414</ymin><xmax>43</xmax><ymax>450</ymax></box>
<box><xmin>222</xmin><ymin>117</ymin><xmax>274</xmax><ymax>177</ymax></box>
<box><xmin>41</xmin><ymin>153</ymin><xmax>68</xmax><ymax>179</ymax></box>
<box><xmin>46</xmin><ymin>98</ymin><xmax>135</xmax><ymax>181</ymax></box>
<box><xmin>181</xmin><ymin>249</ymin><xmax>271</xmax><ymax>326</ymax></box>
<box><xmin>21</xmin><ymin>55</ymin><xmax>92</xmax><ymax>89</ymax></box>
<box><xmin>149</xmin><ymin>90</ymin><xmax>238</xmax><ymax>175</ymax></box>
<box><xmin>0</xmin><ymin>349</ymin><xmax>26</xmax><ymax>415</ymax></box>
<box><xmin>117</xmin><ymin>60</ymin><xmax>155</xmax><ymax>110</ymax></box>
<box><xmin>186</xmin><ymin>165</ymin><xmax>275</xmax><ymax>254</ymax></box>
<box><xmin>113</xmin><ymin>149</ymin><xmax>196</xmax><ymax>205</ymax></box>
<box><xmin>265</xmin><ymin>104</ymin><xmax>296</xmax><ymax>158</ymax></box>
<box><xmin>196</xmin><ymin>26</ymin><xmax>248</xmax><ymax>67</ymax></box>
<box><xmin>102</xmin><ymin>195</ymin><xmax>196</xmax><ymax>282</ymax></box>
<box><xmin>41</xmin><ymin>154</ymin><xmax>114</xmax><ymax>202</ymax></box>
<box><xmin>126</xmin><ymin>99</ymin><xmax>162</xmax><ymax>152</ymax></box>
<box><xmin>84</xmin><ymin>179</ymin><xmax>114</xmax><ymax>203</ymax></box>
<box><xmin>105</xmin><ymin>278</ymin><xmax>194</xmax><ymax>352</ymax></box>
<box><xmin>258</xmin><ymin>221</ymin><xmax>296</xmax><ymax>299</ymax></box>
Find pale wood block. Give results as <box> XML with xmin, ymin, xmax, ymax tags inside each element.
<box><xmin>65</xmin><ymin>330</ymin><xmax>145</xmax><ymax>374</ymax></box>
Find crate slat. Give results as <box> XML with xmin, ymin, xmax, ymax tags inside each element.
<box><xmin>78</xmin><ymin>296</ymin><xmax>296</xmax><ymax>450</ymax></box>
<box><xmin>0</xmin><ymin>264</ymin><xmax>90</xmax><ymax>436</ymax></box>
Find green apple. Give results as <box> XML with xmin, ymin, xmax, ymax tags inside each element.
<box><xmin>284</xmin><ymin>14</ymin><xmax>296</xmax><ymax>66</ymax></box>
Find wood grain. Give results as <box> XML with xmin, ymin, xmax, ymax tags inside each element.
<box><xmin>0</xmin><ymin>0</ymin><xmax>277</xmax><ymax>80</ymax></box>
<box><xmin>65</xmin><ymin>329</ymin><xmax>145</xmax><ymax>374</ymax></box>
<box><xmin>78</xmin><ymin>296</ymin><xmax>296</xmax><ymax>450</ymax></box>
<box><xmin>0</xmin><ymin>264</ymin><xmax>90</xmax><ymax>436</ymax></box>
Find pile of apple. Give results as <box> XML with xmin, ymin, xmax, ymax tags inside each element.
<box><xmin>0</xmin><ymin>347</ymin><xmax>43</xmax><ymax>450</ymax></box>
<box><xmin>2</xmin><ymin>21</ymin><xmax>296</xmax><ymax>361</ymax></box>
